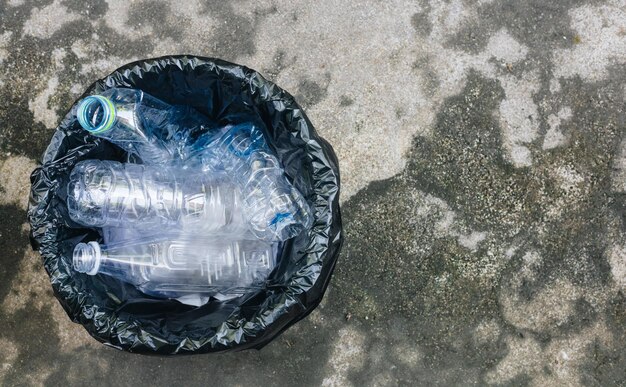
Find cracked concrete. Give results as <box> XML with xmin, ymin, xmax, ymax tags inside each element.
<box><xmin>0</xmin><ymin>0</ymin><xmax>625</xmax><ymax>385</ymax></box>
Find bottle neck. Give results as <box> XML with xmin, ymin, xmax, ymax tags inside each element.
<box><xmin>73</xmin><ymin>241</ymin><xmax>102</xmax><ymax>275</ymax></box>
<box><xmin>77</xmin><ymin>95</ymin><xmax>117</xmax><ymax>134</ymax></box>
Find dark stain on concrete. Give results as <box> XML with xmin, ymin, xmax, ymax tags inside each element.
<box><xmin>199</xmin><ymin>2</ymin><xmax>277</xmax><ymax>60</ymax></box>
<box><xmin>329</xmin><ymin>69</ymin><xmax>625</xmax><ymax>383</ymax></box>
<box><xmin>446</xmin><ymin>0</ymin><xmax>599</xmax><ymax>54</ymax></box>
<box><xmin>411</xmin><ymin>1</ymin><xmax>432</xmax><ymax>37</ymax></box>
<box><xmin>0</xmin><ymin>93</ymin><xmax>51</xmax><ymax>159</ymax></box>
<box><xmin>339</xmin><ymin>94</ymin><xmax>354</xmax><ymax>107</ymax></box>
<box><xmin>61</xmin><ymin>0</ymin><xmax>108</xmax><ymax>18</ymax></box>
<box><xmin>580</xmin><ymin>338</ymin><xmax>626</xmax><ymax>385</ymax></box>
<box><xmin>296</xmin><ymin>74</ymin><xmax>330</xmax><ymax>108</ymax></box>
<box><xmin>408</xmin><ymin>73</ymin><xmax>517</xmax><ymax>232</ymax></box>
<box><xmin>128</xmin><ymin>0</ymin><xmax>183</xmax><ymax>41</ymax></box>
<box><xmin>262</xmin><ymin>50</ymin><xmax>289</xmax><ymax>81</ymax></box>
<box><xmin>329</xmin><ymin>73</ymin><xmax>509</xmax><ymax>380</ymax></box>
<box><xmin>0</xmin><ymin>306</ymin><xmax>60</xmax><ymax>386</ymax></box>
<box><xmin>413</xmin><ymin>55</ymin><xmax>441</xmax><ymax>93</ymax></box>
<box><xmin>0</xmin><ymin>205</ymin><xmax>28</xmax><ymax>302</ymax></box>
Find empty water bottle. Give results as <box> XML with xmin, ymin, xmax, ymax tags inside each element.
<box><xmin>200</xmin><ymin>123</ymin><xmax>313</xmax><ymax>241</ymax></box>
<box><xmin>67</xmin><ymin>159</ymin><xmax>246</xmax><ymax>234</ymax></box>
<box><xmin>72</xmin><ymin>238</ymin><xmax>277</xmax><ymax>298</ymax></box>
<box><xmin>76</xmin><ymin>88</ymin><xmax>216</xmax><ymax>165</ymax></box>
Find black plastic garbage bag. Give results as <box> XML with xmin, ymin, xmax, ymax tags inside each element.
<box><xmin>28</xmin><ymin>56</ymin><xmax>342</xmax><ymax>354</ymax></box>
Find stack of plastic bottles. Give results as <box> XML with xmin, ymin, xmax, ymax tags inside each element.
<box><xmin>68</xmin><ymin>88</ymin><xmax>312</xmax><ymax>305</ymax></box>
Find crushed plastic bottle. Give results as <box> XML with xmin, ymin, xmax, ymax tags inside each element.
<box><xmin>69</xmin><ymin>89</ymin><xmax>314</xmax><ymax>302</ymax></box>
<box><xmin>76</xmin><ymin>88</ymin><xmax>216</xmax><ymax>165</ymax></box>
<box><xmin>67</xmin><ymin>159</ymin><xmax>246</xmax><ymax>234</ymax></box>
<box><xmin>72</xmin><ymin>238</ymin><xmax>277</xmax><ymax>298</ymax></box>
<box><xmin>199</xmin><ymin>123</ymin><xmax>313</xmax><ymax>241</ymax></box>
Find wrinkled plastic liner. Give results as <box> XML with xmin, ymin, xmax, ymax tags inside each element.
<box><xmin>28</xmin><ymin>56</ymin><xmax>342</xmax><ymax>354</ymax></box>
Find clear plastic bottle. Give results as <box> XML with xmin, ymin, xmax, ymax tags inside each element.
<box><xmin>72</xmin><ymin>238</ymin><xmax>277</xmax><ymax>298</ymax></box>
<box><xmin>200</xmin><ymin>123</ymin><xmax>313</xmax><ymax>241</ymax></box>
<box><xmin>67</xmin><ymin>159</ymin><xmax>246</xmax><ymax>234</ymax></box>
<box><xmin>76</xmin><ymin>88</ymin><xmax>216</xmax><ymax>165</ymax></box>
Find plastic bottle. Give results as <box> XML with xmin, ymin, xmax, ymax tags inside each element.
<box><xmin>72</xmin><ymin>238</ymin><xmax>277</xmax><ymax>298</ymax></box>
<box><xmin>76</xmin><ymin>88</ymin><xmax>216</xmax><ymax>165</ymax></box>
<box><xmin>200</xmin><ymin>123</ymin><xmax>313</xmax><ymax>241</ymax></box>
<box><xmin>67</xmin><ymin>159</ymin><xmax>246</xmax><ymax>234</ymax></box>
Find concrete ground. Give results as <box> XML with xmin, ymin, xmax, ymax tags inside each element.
<box><xmin>1</xmin><ymin>0</ymin><xmax>625</xmax><ymax>385</ymax></box>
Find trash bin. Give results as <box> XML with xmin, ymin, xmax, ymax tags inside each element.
<box><xmin>28</xmin><ymin>56</ymin><xmax>342</xmax><ymax>354</ymax></box>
